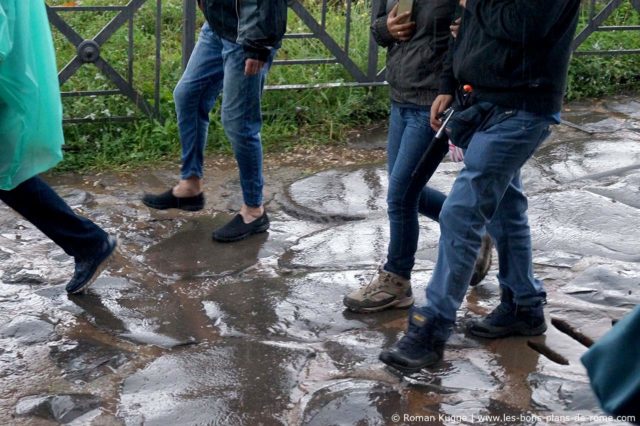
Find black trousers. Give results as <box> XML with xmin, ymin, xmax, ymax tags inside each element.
<box><xmin>0</xmin><ymin>176</ymin><xmax>107</xmax><ymax>259</ymax></box>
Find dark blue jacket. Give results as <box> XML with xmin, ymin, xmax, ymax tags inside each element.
<box><xmin>441</xmin><ymin>0</ymin><xmax>580</xmax><ymax>114</ymax></box>
<box><xmin>201</xmin><ymin>0</ymin><xmax>288</xmax><ymax>62</ymax></box>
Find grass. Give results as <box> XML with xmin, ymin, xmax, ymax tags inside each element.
<box><xmin>47</xmin><ymin>0</ymin><xmax>640</xmax><ymax>172</ymax></box>
<box><xmin>567</xmin><ymin>1</ymin><xmax>640</xmax><ymax>99</ymax></box>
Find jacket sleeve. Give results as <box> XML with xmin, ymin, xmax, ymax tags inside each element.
<box><xmin>370</xmin><ymin>0</ymin><xmax>395</xmax><ymax>48</ymax></box>
<box><xmin>438</xmin><ymin>35</ymin><xmax>457</xmax><ymax>95</ymax></box>
<box><xmin>464</xmin><ymin>0</ymin><xmax>575</xmax><ymax>44</ymax></box>
<box><xmin>239</xmin><ymin>0</ymin><xmax>288</xmax><ymax>62</ymax></box>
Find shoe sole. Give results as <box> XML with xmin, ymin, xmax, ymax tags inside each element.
<box><xmin>212</xmin><ymin>222</ymin><xmax>270</xmax><ymax>243</ymax></box>
<box><xmin>142</xmin><ymin>200</ymin><xmax>204</xmax><ymax>212</ymax></box>
<box><xmin>68</xmin><ymin>239</ymin><xmax>118</xmax><ymax>294</ymax></box>
<box><xmin>468</xmin><ymin>322</ymin><xmax>547</xmax><ymax>339</ymax></box>
<box><xmin>345</xmin><ymin>296</ymin><xmax>414</xmax><ymax>314</ymax></box>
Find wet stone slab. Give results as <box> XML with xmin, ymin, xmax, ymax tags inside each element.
<box><xmin>283</xmin><ymin>163</ymin><xmax>459</xmax><ymax>221</ymax></box>
<box><xmin>280</xmin><ymin>218</ymin><xmax>439</xmax><ymax>271</ymax></box>
<box><xmin>119</xmin><ymin>340</ymin><xmax>313</xmax><ymax>426</ymax></box>
<box><xmin>562</xmin><ymin>264</ymin><xmax>640</xmax><ymax>309</ymax></box>
<box><xmin>530</xmin><ymin>188</ymin><xmax>640</xmax><ymax>262</ymax></box>
<box><xmin>49</xmin><ymin>338</ymin><xmax>131</xmax><ymax>383</ymax></box>
<box><xmin>0</xmin><ymin>315</ymin><xmax>55</xmax><ymax>345</ymax></box>
<box><xmin>15</xmin><ymin>394</ymin><xmax>102</xmax><ymax>424</ymax></box>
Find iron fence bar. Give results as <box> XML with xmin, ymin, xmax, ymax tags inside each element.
<box><xmin>321</xmin><ymin>0</ymin><xmax>327</xmax><ymax>30</ymax></box>
<box><xmin>574</xmin><ymin>49</ymin><xmax>640</xmax><ymax>55</ymax></box>
<box><xmin>58</xmin><ymin>58</ymin><xmax>85</xmax><ymax>86</ymax></box>
<box><xmin>154</xmin><ymin>0</ymin><xmax>162</xmax><ymax>119</ymax></box>
<box><xmin>128</xmin><ymin>14</ymin><xmax>134</xmax><ymax>84</ymax></box>
<box><xmin>284</xmin><ymin>33</ymin><xmax>316</xmax><ymax>39</ymax></box>
<box><xmin>265</xmin><ymin>81</ymin><xmax>388</xmax><ymax>91</ymax></box>
<box><xmin>596</xmin><ymin>25</ymin><xmax>640</xmax><ymax>30</ymax></box>
<box><xmin>345</xmin><ymin>0</ymin><xmax>352</xmax><ymax>54</ymax></box>
<box><xmin>62</xmin><ymin>90</ymin><xmax>122</xmax><ymax>97</ymax></box>
<box><xmin>273</xmin><ymin>58</ymin><xmax>339</xmax><ymax>66</ymax></box>
<box><xmin>94</xmin><ymin>57</ymin><xmax>155</xmax><ymax>117</ymax></box>
<box><xmin>47</xmin><ymin>8</ymin><xmax>85</xmax><ymax>47</ymax></box>
<box><xmin>49</xmin><ymin>6</ymin><xmax>128</xmax><ymax>11</ymax></box>
<box><xmin>289</xmin><ymin>1</ymin><xmax>367</xmax><ymax>82</ymax></box>
<box><xmin>93</xmin><ymin>0</ymin><xmax>147</xmax><ymax>46</ymax></box>
<box><xmin>182</xmin><ymin>0</ymin><xmax>197</xmax><ymax>69</ymax></box>
<box><xmin>63</xmin><ymin>117</ymin><xmax>138</xmax><ymax>124</ymax></box>
<box><xmin>573</xmin><ymin>0</ymin><xmax>625</xmax><ymax>49</ymax></box>
<box><xmin>367</xmin><ymin>0</ymin><xmax>382</xmax><ymax>81</ymax></box>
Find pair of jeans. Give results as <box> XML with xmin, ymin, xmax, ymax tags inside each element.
<box><xmin>0</xmin><ymin>176</ymin><xmax>108</xmax><ymax>260</ymax></box>
<box><xmin>384</xmin><ymin>103</ymin><xmax>447</xmax><ymax>280</ymax></box>
<box><xmin>174</xmin><ymin>23</ymin><xmax>276</xmax><ymax>207</ymax></box>
<box><xmin>420</xmin><ymin>107</ymin><xmax>557</xmax><ymax>331</ymax></box>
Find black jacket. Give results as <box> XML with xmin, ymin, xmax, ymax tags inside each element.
<box><xmin>201</xmin><ymin>0</ymin><xmax>288</xmax><ymax>62</ymax></box>
<box><xmin>440</xmin><ymin>0</ymin><xmax>580</xmax><ymax>114</ymax></box>
<box><xmin>372</xmin><ymin>0</ymin><xmax>457</xmax><ymax>106</ymax></box>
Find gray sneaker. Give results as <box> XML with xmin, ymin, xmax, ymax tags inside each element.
<box><xmin>343</xmin><ymin>269</ymin><xmax>414</xmax><ymax>313</ymax></box>
<box><xmin>470</xmin><ymin>234</ymin><xmax>493</xmax><ymax>287</ymax></box>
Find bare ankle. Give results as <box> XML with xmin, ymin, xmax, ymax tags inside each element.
<box><xmin>239</xmin><ymin>204</ymin><xmax>264</xmax><ymax>223</ymax></box>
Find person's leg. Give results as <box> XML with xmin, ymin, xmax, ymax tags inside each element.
<box><xmin>142</xmin><ymin>23</ymin><xmax>224</xmax><ymax>211</ymax></box>
<box><xmin>344</xmin><ymin>104</ymin><xmax>446</xmax><ymax>313</ymax></box>
<box><xmin>380</xmin><ymin>108</ymin><xmax>554</xmax><ymax>371</ymax></box>
<box><xmin>175</xmin><ymin>23</ymin><xmax>225</xmax><ymax>186</ymax></box>
<box><xmin>486</xmin><ymin>171</ymin><xmax>545</xmax><ymax>303</ymax></box>
<box><xmin>424</xmin><ymin>111</ymin><xmax>552</xmax><ymax>325</ymax></box>
<box><xmin>467</xmin><ymin>171</ymin><xmax>547</xmax><ymax>337</ymax></box>
<box><xmin>384</xmin><ymin>106</ymin><xmax>444</xmax><ymax>280</ymax></box>
<box><xmin>210</xmin><ymin>40</ymin><xmax>275</xmax><ymax>242</ymax></box>
<box><xmin>0</xmin><ymin>176</ymin><xmax>116</xmax><ymax>293</ymax></box>
<box><xmin>0</xmin><ymin>176</ymin><xmax>107</xmax><ymax>257</ymax></box>
<box><xmin>219</xmin><ymin>41</ymin><xmax>275</xmax><ymax>215</ymax></box>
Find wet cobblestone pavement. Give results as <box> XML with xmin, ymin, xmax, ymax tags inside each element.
<box><xmin>1</xmin><ymin>96</ymin><xmax>639</xmax><ymax>425</ymax></box>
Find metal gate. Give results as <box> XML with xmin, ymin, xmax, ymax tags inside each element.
<box><xmin>573</xmin><ymin>0</ymin><xmax>640</xmax><ymax>56</ymax></box>
<box><xmin>46</xmin><ymin>0</ymin><xmax>162</xmax><ymax>123</ymax></box>
<box><xmin>50</xmin><ymin>0</ymin><xmax>640</xmax><ymax>123</ymax></box>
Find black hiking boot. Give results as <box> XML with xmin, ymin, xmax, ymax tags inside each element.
<box><xmin>379</xmin><ymin>309</ymin><xmax>450</xmax><ymax>374</ymax></box>
<box><xmin>467</xmin><ymin>287</ymin><xmax>547</xmax><ymax>338</ymax></box>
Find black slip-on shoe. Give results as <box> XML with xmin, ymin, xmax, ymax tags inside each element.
<box><xmin>142</xmin><ymin>189</ymin><xmax>204</xmax><ymax>211</ymax></box>
<box><xmin>66</xmin><ymin>236</ymin><xmax>117</xmax><ymax>294</ymax></box>
<box><xmin>212</xmin><ymin>213</ymin><xmax>270</xmax><ymax>243</ymax></box>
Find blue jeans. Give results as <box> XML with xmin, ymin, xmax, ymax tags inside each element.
<box><xmin>0</xmin><ymin>176</ymin><xmax>108</xmax><ymax>260</ymax></box>
<box><xmin>174</xmin><ymin>23</ymin><xmax>276</xmax><ymax>207</ymax></box>
<box><xmin>384</xmin><ymin>103</ymin><xmax>447</xmax><ymax>279</ymax></box>
<box><xmin>419</xmin><ymin>107</ymin><xmax>556</xmax><ymax>336</ymax></box>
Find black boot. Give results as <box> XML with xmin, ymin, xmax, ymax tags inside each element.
<box><xmin>379</xmin><ymin>309</ymin><xmax>450</xmax><ymax>374</ymax></box>
<box><xmin>468</xmin><ymin>287</ymin><xmax>546</xmax><ymax>338</ymax></box>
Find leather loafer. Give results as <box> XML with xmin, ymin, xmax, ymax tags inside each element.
<box><xmin>142</xmin><ymin>189</ymin><xmax>205</xmax><ymax>211</ymax></box>
<box><xmin>212</xmin><ymin>213</ymin><xmax>270</xmax><ymax>243</ymax></box>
